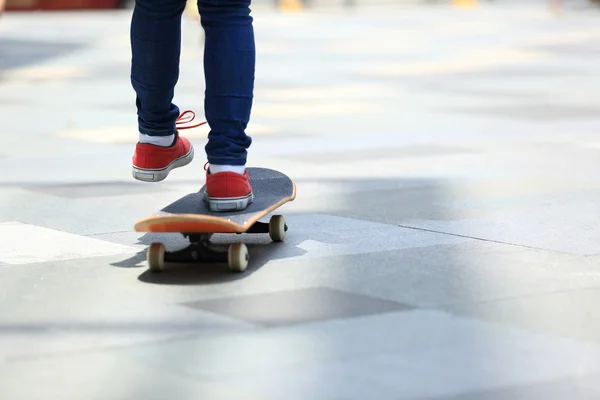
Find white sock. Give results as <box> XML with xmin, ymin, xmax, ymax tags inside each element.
<box><xmin>209</xmin><ymin>164</ymin><xmax>245</xmax><ymax>175</ymax></box>
<box><xmin>139</xmin><ymin>133</ymin><xmax>175</xmax><ymax>147</ymax></box>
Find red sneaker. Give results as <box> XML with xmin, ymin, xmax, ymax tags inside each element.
<box><xmin>132</xmin><ymin>110</ymin><xmax>206</xmax><ymax>182</ymax></box>
<box><xmin>203</xmin><ymin>163</ymin><xmax>253</xmax><ymax>212</ymax></box>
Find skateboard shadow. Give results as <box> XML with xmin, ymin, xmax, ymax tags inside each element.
<box><xmin>111</xmin><ymin>250</ymin><xmax>147</xmax><ymax>269</ymax></box>
<box><xmin>132</xmin><ymin>231</ymin><xmax>307</xmax><ymax>285</ymax></box>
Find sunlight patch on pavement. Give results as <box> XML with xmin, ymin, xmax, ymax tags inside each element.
<box><xmin>365</xmin><ymin>48</ymin><xmax>547</xmax><ymax>77</ymax></box>
<box><xmin>3</xmin><ymin>65</ymin><xmax>90</xmax><ymax>83</ymax></box>
<box><xmin>55</xmin><ymin>123</ymin><xmax>279</xmax><ymax>144</ymax></box>
<box><xmin>0</xmin><ymin>221</ymin><xmax>136</xmax><ymax>265</ymax></box>
<box><xmin>251</xmin><ymin>101</ymin><xmax>381</xmax><ymax>118</ymax></box>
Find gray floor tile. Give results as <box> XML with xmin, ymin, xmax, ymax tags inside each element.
<box><xmin>0</xmin><ymin>37</ymin><xmax>85</xmax><ymax>73</ymax></box>
<box><xmin>1</xmin><ymin>352</ymin><xmax>261</xmax><ymax>400</ymax></box>
<box><xmin>405</xmin><ymin>191</ymin><xmax>600</xmax><ymax>255</ymax></box>
<box><xmin>182</xmin><ymin>286</ymin><xmax>413</xmax><ymax>326</ymax></box>
<box><xmin>120</xmin><ymin>310</ymin><xmax>600</xmax><ymax>399</ymax></box>
<box><xmin>441</xmin><ymin>104</ymin><xmax>600</xmax><ymax>122</ymax></box>
<box><xmin>21</xmin><ymin>181</ymin><xmax>175</xmax><ymax>198</ymax></box>
<box><xmin>284</xmin><ymin>144</ymin><xmax>479</xmax><ymax>164</ymax></box>
<box><xmin>444</xmin><ymin>285</ymin><xmax>600</xmax><ymax>344</ymax></box>
<box><xmin>422</xmin><ymin>374</ymin><xmax>600</xmax><ymax>400</ymax></box>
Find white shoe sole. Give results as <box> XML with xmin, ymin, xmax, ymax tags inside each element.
<box><xmin>203</xmin><ymin>191</ymin><xmax>254</xmax><ymax>212</ymax></box>
<box><xmin>132</xmin><ymin>147</ymin><xmax>194</xmax><ymax>182</ymax></box>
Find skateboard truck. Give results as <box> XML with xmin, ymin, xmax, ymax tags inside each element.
<box><xmin>146</xmin><ymin>215</ymin><xmax>288</xmax><ymax>273</ymax></box>
<box><xmin>239</xmin><ymin>220</ymin><xmax>288</xmax><ymax>234</ymax></box>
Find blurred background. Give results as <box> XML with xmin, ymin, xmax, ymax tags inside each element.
<box><xmin>0</xmin><ymin>0</ymin><xmax>599</xmax><ymax>12</ymax></box>
<box><xmin>3</xmin><ymin>0</ymin><xmax>600</xmax><ymax>399</ymax></box>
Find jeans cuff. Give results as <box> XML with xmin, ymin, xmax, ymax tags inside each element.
<box><xmin>138</xmin><ymin>126</ymin><xmax>177</xmax><ymax>136</ymax></box>
<box><xmin>207</xmin><ymin>156</ymin><xmax>247</xmax><ymax>166</ymax></box>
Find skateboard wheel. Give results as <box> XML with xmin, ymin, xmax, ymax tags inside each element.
<box><xmin>228</xmin><ymin>243</ymin><xmax>249</xmax><ymax>272</ymax></box>
<box><xmin>147</xmin><ymin>243</ymin><xmax>166</xmax><ymax>272</ymax></box>
<box><xmin>269</xmin><ymin>215</ymin><xmax>286</xmax><ymax>242</ymax></box>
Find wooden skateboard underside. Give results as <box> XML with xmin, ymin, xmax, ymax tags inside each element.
<box><xmin>134</xmin><ymin>167</ymin><xmax>296</xmax><ymax>234</ymax></box>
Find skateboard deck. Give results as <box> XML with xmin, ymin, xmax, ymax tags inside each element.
<box><xmin>135</xmin><ymin>167</ymin><xmax>295</xmax><ymax>233</ymax></box>
<box><xmin>134</xmin><ymin>167</ymin><xmax>296</xmax><ymax>273</ymax></box>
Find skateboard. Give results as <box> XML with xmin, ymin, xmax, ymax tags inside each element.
<box><xmin>134</xmin><ymin>167</ymin><xmax>296</xmax><ymax>273</ymax></box>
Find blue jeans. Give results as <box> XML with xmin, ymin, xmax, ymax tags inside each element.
<box><xmin>130</xmin><ymin>0</ymin><xmax>254</xmax><ymax>166</ymax></box>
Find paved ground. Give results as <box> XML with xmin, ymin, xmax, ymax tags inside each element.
<box><xmin>2</xmin><ymin>2</ymin><xmax>600</xmax><ymax>399</ymax></box>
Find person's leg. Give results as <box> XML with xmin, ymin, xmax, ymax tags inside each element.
<box><xmin>199</xmin><ymin>0</ymin><xmax>255</xmax><ymax>211</ymax></box>
<box><xmin>130</xmin><ymin>0</ymin><xmax>195</xmax><ymax>182</ymax></box>
<box><xmin>199</xmin><ymin>0</ymin><xmax>255</xmax><ymax>169</ymax></box>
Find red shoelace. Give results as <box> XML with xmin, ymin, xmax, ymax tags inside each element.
<box><xmin>175</xmin><ymin>110</ymin><xmax>207</xmax><ymax>130</ymax></box>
